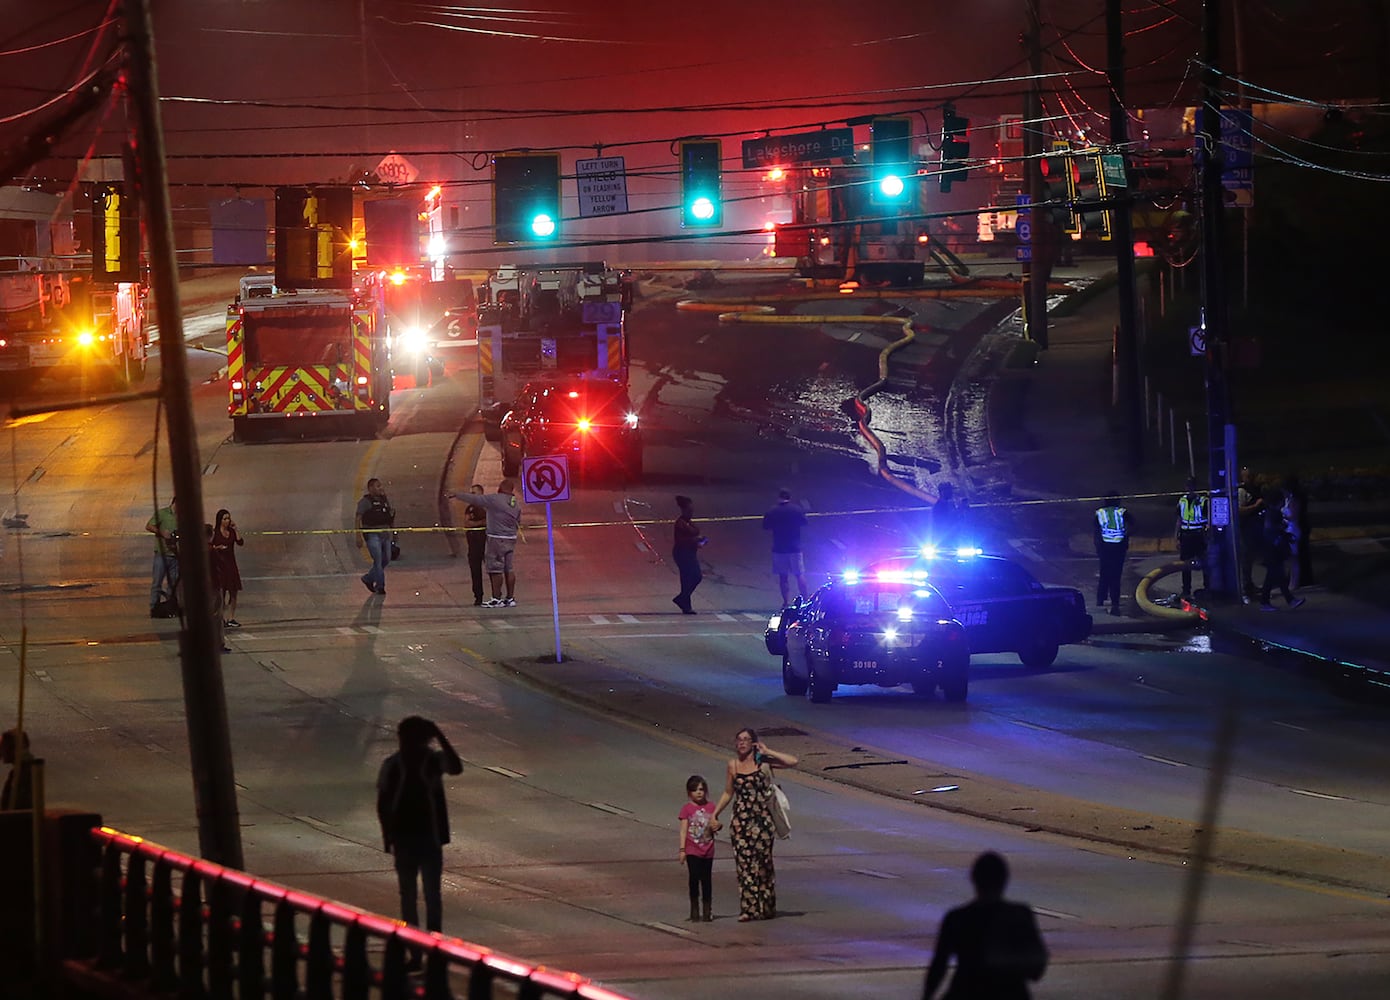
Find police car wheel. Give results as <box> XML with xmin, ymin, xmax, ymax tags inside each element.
<box><xmin>911</xmin><ymin>679</ymin><xmax>936</xmax><ymax>697</ymax></box>
<box><xmin>781</xmin><ymin>654</ymin><xmax>807</xmax><ymax>696</ymax></box>
<box><xmin>806</xmin><ymin>661</ymin><xmax>833</xmax><ymax>703</ymax></box>
<box><xmin>1018</xmin><ymin>640</ymin><xmax>1059</xmax><ymax>670</ymax></box>
<box><xmin>941</xmin><ymin>658</ymin><xmax>970</xmax><ymax>702</ymax></box>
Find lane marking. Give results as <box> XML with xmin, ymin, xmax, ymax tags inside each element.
<box><xmin>484</xmin><ymin>766</ymin><xmax>527</xmax><ymax>780</ymax></box>
<box><xmin>1288</xmin><ymin>788</ymin><xmax>1348</xmax><ymax>801</ymax></box>
<box><xmin>616</xmin><ymin>614</ymin><xmax>640</xmax><ymax>624</ymax></box>
<box><xmin>1141</xmin><ymin>754</ymin><xmax>1189</xmax><ymax>767</ymax></box>
<box><xmin>715</xmin><ymin>613</ymin><xmax>737</xmax><ymax>621</ymax></box>
<box><xmin>849</xmin><ymin>868</ymin><xmax>901</xmax><ymax>880</ymax></box>
<box><xmin>1032</xmin><ymin>906</ymin><xmax>1080</xmax><ymax>921</ymax></box>
<box><xmin>589</xmin><ymin>614</ymin><xmax>610</xmax><ymax>625</ymax></box>
<box><xmin>1273</xmin><ymin>720</ymin><xmax>1310</xmax><ymax>732</ymax></box>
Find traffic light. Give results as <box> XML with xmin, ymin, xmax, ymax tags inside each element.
<box><xmin>939</xmin><ymin>106</ymin><xmax>970</xmax><ymax>193</ymax></box>
<box><xmin>869</xmin><ymin>117</ymin><xmax>913</xmax><ymax>206</ymax></box>
<box><xmin>679</xmin><ymin>140</ymin><xmax>723</xmax><ymax>227</ymax></box>
<box><xmin>90</xmin><ymin>181</ymin><xmax>140</xmax><ymax>283</ymax></box>
<box><xmin>274</xmin><ymin>186</ymin><xmax>353</xmax><ymax>289</ymax></box>
<box><xmin>493</xmin><ymin>153</ymin><xmax>562</xmax><ymax>244</ymax></box>
<box><xmin>1038</xmin><ymin>151</ymin><xmax>1077</xmax><ymax>231</ymax></box>
<box><xmin>1072</xmin><ymin>153</ymin><xmax>1111</xmax><ymax>239</ymax></box>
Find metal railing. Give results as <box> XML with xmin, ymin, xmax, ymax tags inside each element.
<box><xmin>71</xmin><ymin>826</ymin><xmax>630</xmax><ymax>1000</ymax></box>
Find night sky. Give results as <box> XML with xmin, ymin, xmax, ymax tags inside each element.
<box><xmin>2</xmin><ymin>1</ymin><xmax>1384</xmax><ymax>250</ymax></box>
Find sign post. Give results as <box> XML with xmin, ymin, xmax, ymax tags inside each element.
<box><xmin>521</xmin><ymin>455</ymin><xmax>571</xmax><ymax>662</ymax></box>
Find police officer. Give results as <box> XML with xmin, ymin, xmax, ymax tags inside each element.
<box><xmin>1174</xmin><ymin>477</ymin><xmax>1209</xmax><ymax>599</ymax></box>
<box><xmin>1094</xmin><ymin>493</ymin><xmax>1129</xmax><ymax>616</ymax></box>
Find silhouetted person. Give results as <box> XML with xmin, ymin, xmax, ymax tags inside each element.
<box><xmin>1</xmin><ymin>728</ymin><xmax>33</xmax><ymax>811</ymax></box>
<box><xmin>377</xmin><ymin>716</ymin><xmax>463</xmax><ymax>938</ymax></box>
<box><xmin>922</xmin><ymin>851</ymin><xmax>1048</xmax><ymax>1000</ymax></box>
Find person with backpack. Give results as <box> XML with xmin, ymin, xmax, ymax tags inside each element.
<box><xmin>376</xmin><ymin>716</ymin><xmax>464</xmax><ymax>940</ymax></box>
<box><xmin>355</xmin><ymin>477</ymin><xmax>395</xmax><ymax>595</ymax></box>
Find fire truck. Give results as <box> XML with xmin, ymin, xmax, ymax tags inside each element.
<box><xmin>475</xmin><ymin>262</ymin><xmax>631</xmax><ymax>439</ymax></box>
<box><xmin>225</xmin><ymin>271</ymin><xmax>392</xmax><ymax>441</ymax></box>
<box><xmin>773</xmin><ymin>165</ymin><xmax>959</xmax><ymax>286</ymax></box>
<box><xmin>380</xmin><ymin>266</ymin><xmax>478</xmax><ymax>387</ymax></box>
<box><xmin>0</xmin><ymin>188</ymin><xmax>148</xmax><ymax>389</ymax></box>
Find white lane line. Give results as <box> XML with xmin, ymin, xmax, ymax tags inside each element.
<box><xmin>1289</xmin><ymin>788</ymin><xmax>1348</xmax><ymax>801</ymax></box>
<box><xmin>484</xmin><ymin>766</ymin><xmax>527</xmax><ymax>780</ymax></box>
<box><xmin>617</xmin><ymin>614</ymin><xmax>640</xmax><ymax>624</ymax></box>
<box><xmin>489</xmin><ymin>620</ymin><xmax>516</xmax><ymax>630</ymax></box>
<box><xmin>848</xmin><ymin>331</ymin><xmax>863</xmax><ymax>343</ymax></box>
<box><xmin>1032</xmin><ymin>906</ymin><xmax>1080</xmax><ymax>921</ymax></box>
<box><xmin>849</xmin><ymin>868</ymin><xmax>901</xmax><ymax>880</ymax></box>
<box><xmin>336</xmin><ymin>627</ymin><xmax>356</xmax><ymax>636</ymax></box>
<box><xmin>742</xmin><ymin>613</ymin><xmax>765</xmax><ymax>621</ymax></box>
<box><xmin>1140</xmin><ymin>754</ymin><xmax>1189</xmax><ymax>767</ymax></box>
<box><xmin>589</xmin><ymin>614</ymin><xmax>610</xmax><ymax>625</ymax></box>
<box><xmin>1272</xmin><ymin>720</ymin><xmax>1310</xmax><ymax>732</ymax></box>
<box><xmin>587</xmin><ymin>801</ymin><xmax>633</xmax><ymax>816</ymax></box>
<box><xmin>715</xmin><ymin>613</ymin><xmax>737</xmax><ymax>621</ymax></box>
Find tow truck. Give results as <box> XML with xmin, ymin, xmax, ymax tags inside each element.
<box><xmin>474</xmin><ymin>262</ymin><xmax>631</xmax><ymax>439</ymax></box>
<box><xmin>225</xmin><ymin>271</ymin><xmax>392</xmax><ymax>441</ymax></box>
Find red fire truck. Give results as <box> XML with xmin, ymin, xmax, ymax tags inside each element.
<box><xmin>225</xmin><ymin>271</ymin><xmax>392</xmax><ymax>441</ymax></box>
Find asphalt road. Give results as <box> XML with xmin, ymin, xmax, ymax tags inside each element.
<box><xmin>1</xmin><ymin>271</ymin><xmax>1388</xmax><ymax>999</ymax></box>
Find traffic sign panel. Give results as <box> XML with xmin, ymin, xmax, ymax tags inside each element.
<box><xmin>522</xmin><ymin>455</ymin><xmax>571</xmax><ymax>503</ymax></box>
<box><xmin>1189</xmin><ymin>326</ymin><xmax>1207</xmax><ymax>356</ymax></box>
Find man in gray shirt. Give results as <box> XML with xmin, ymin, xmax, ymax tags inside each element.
<box><xmin>453</xmin><ymin>479</ymin><xmax>522</xmax><ymax>606</ymax></box>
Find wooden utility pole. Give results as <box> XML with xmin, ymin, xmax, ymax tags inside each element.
<box><xmin>123</xmin><ymin>0</ymin><xmax>244</xmax><ymax>868</ymax></box>
<box><xmin>1106</xmin><ymin>0</ymin><xmax>1143</xmax><ymax>470</ymax></box>
<box><xmin>1023</xmin><ymin>0</ymin><xmax>1049</xmax><ymax>349</ymax></box>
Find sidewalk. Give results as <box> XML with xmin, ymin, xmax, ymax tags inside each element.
<box><xmin>991</xmin><ymin>267</ymin><xmax>1390</xmax><ymax>688</ymax></box>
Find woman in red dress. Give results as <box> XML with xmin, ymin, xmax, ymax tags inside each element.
<box><xmin>209</xmin><ymin>509</ymin><xmax>245</xmax><ymax>626</ymax></box>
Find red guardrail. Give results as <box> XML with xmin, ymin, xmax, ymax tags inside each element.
<box><xmin>68</xmin><ymin>825</ymin><xmax>630</xmax><ymax>1000</ymax></box>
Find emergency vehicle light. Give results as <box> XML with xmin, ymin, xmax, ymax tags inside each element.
<box><xmin>231</xmin><ymin>380</ymin><xmax>244</xmax><ymax>391</ymax></box>
<box><xmin>577</xmin><ymin>418</ymin><xmax>591</xmax><ymax>432</ymax></box>
<box><xmin>356</xmin><ymin>376</ymin><xmax>368</xmax><ymax>385</ymax></box>
<box><xmin>624</xmin><ymin>412</ymin><xmax>639</xmax><ymax>428</ymax></box>
<box><xmin>841</xmin><ymin>569</ymin><xmax>861</xmax><ymax>585</ymax></box>
<box><xmin>77</xmin><ymin>329</ymin><xmax>96</xmax><ymax>348</ymax></box>
<box><xmin>897</xmin><ymin>605</ymin><xmax>915</xmax><ymax>621</ymax></box>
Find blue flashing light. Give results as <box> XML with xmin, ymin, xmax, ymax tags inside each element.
<box><xmin>841</xmin><ymin>569</ymin><xmax>861</xmax><ymax>585</ymax></box>
<box><xmin>919</xmin><ymin>544</ymin><xmax>937</xmax><ymax>559</ymax></box>
<box><xmin>883</xmin><ymin>627</ymin><xmax>899</xmax><ymax>643</ymax></box>
<box><xmin>954</xmin><ymin>546</ymin><xmax>983</xmax><ymax>558</ymax></box>
<box><xmin>896</xmin><ymin>605</ymin><xmax>915</xmax><ymax>622</ymax></box>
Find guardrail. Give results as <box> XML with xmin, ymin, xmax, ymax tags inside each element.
<box><xmin>67</xmin><ymin>826</ymin><xmax>630</xmax><ymax>1000</ymax></box>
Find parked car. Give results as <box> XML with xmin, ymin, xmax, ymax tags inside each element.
<box><xmin>499</xmin><ymin>377</ymin><xmax>642</xmax><ymax>481</ymax></box>
<box><xmin>764</xmin><ymin>570</ymin><xmax>970</xmax><ymax>703</ymax></box>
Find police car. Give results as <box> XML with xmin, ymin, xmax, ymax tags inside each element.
<box><xmin>883</xmin><ymin>547</ymin><xmax>1092</xmax><ymax>668</ymax></box>
<box><xmin>764</xmin><ymin>569</ymin><xmax>970</xmax><ymax>703</ymax></box>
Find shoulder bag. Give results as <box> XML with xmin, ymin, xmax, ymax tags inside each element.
<box><xmin>762</xmin><ymin>763</ymin><xmax>791</xmax><ymax>839</ymax></box>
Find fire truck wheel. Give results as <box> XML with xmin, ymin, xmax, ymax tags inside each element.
<box><xmin>413</xmin><ymin>360</ymin><xmax>431</xmax><ymax>388</ymax></box>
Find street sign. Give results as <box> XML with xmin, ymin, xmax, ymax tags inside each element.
<box><xmin>1100</xmin><ymin>153</ymin><xmax>1128</xmax><ymax>188</ymax></box>
<box><xmin>1210</xmin><ymin>495</ymin><xmax>1231</xmax><ymax>528</ymax></box>
<box><xmin>1189</xmin><ymin>325</ymin><xmax>1206</xmax><ymax>356</ymax></box>
<box><xmin>575</xmin><ymin>156</ymin><xmax>629</xmax><ymax>217</ymax></box>
<box><xmin>741</xmin><ymin>128</ymin><xmax>855</xmax><ymax>169</ymax></box>
<box><xmin>522</xmin><ymin>455</ymin><xmax>571</xmax><ymax>504</ymax></box>
<box><xmin>375</xmin><ymin>153</ymin><xmax>418</xmax><ymax>185</ymax></box>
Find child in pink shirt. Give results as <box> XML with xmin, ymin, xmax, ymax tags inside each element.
<box><xmin>678</xmin><ymin>774</ymin><xmax>720</xmax><ymax>922</ymax></box>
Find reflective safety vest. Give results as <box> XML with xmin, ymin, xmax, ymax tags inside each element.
<box><xmin>1178</xmin><ymin>495</ymin><xmax>1208</xmax><ymax>531</ymax></box>
<box><xmin>1096</xmin><ymin>505</ymin><xmax>1128</xmax><ymax>543</ymax></box>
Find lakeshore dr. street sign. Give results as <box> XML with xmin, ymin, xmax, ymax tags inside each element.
<box><xmin>741</xmin><ymin>128</ymin><xmax>855</xmax><ymax>169</ymax></box>
<box><xmin>575</xmin><ymin>156</ymin><xmax>629</xmax><ymax>217</ymax></box>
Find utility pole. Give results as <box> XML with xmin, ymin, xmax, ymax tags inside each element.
<box><xmin>1106</xmin><ymin>0</ymin><xmax>1143</xmax><ymax>470</ymax></box>
<box><xmin>1023</xmin><ymin>0</ymin><xmax>1049</xmax><ymax>349</ymax></box>
<box><xmin>124</xmin><ymin>0</ymin><xmax>244</xmax><ymax>868</ymax></box>
<box><xmin>1196</xmin><ymin>0</ymin><xmax>1238</xmax><ymax>602</ymax></box>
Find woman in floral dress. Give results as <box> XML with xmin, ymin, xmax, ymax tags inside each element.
<box><xmin>712</xmin><ymin>727</ymin><xmax>798</xmax><ymax>921</ymax></box>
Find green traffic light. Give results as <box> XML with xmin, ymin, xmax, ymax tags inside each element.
<box><xmin>689</xmin><ymin>196</ymin><xmax>716</xmax><ymax>223</ymax></box>
<box><xmin>530</xmin><ymin>213</ymin><xmax>556</xmax><ymax>239</ymax></box>
<box><xmin>878</xmin><ymin>175</ymin><xmax>905</xmax><ymax>199</ymax></box>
